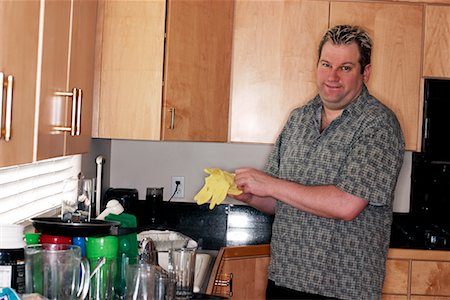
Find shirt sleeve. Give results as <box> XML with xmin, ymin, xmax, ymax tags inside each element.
<box><xmin>336</xmin><ymin>119</ymin><xmax>405</xmax><ymax>206</ymax></box>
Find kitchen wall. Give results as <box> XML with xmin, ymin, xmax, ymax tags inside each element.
<box><xmin>85</xmin><ymin>139</ymin><xmax>412</xmax><ymax>213</ymax></box>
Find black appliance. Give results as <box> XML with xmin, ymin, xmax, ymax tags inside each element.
<box><xmin>103</xmin><ymin>188</ymin><xmax>139</xmax><ymax>215</ymax></box>
<box><xmin>393</xmin><ymin>79</ymin><xmax>450</xmax><ymax>250</ymax></box>
<box><xmin>421</xmin><ymin>79</ymin><xmax>450</xmax><ymax>161</ymax></box>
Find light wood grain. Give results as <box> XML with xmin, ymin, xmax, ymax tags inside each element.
<box><xmin>411</xmin><ymin>261</ymin><xmax>450</xmax><ymax>296</ymax></box>
<box><xmin>65</xmin><ymin>0</ymin><xmax>97</xmax><ymax>155</ymax></box>
<box><xmin>37</xmin><ymin>0</ymin><xmax>71</xmax><ymax>160</ymax></box>
<box><xmin>0</xmin><ymin>0</ymin><xmax>40</xmax><ymax>167</ymax></box>
<box><xmin>383</xmin><ymin>295</ymin><xmax>409</xmax><ymax>300</ymax></box>
<box><xmin>207</xmin><ymin>244</ymin><xmax>270</xmax><ymax>300</ymax></box>
<box><xmin>96</xmin><ymin>0</ymin><xmax>165</xmax><ymax>140</ymax></box>
<box><xmin>423</xmin><ymin>6</ymin><xmax>450</xmax><ymax>78</ymax></box>
<box><xmin>330</xmin><ymin>1</ymin><xmax>423</xmax><ymax>152</ymax></box>
<box><xmin>383</xmin><ymin>259</ymin><xmax>410</xmax><ymax>294</ymax></box>
<box><xmin>230</xmin><ymin>0</ymin><xmax>329</xmax><ymax>143</ymax></box>
<box><xmin>162</xmin><ymin>0</ymin><xmax>234</xmax><ymax>142</ymax></box>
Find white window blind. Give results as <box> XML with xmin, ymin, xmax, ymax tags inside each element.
<box><xmin>0</xmin><ymin>155</ymin><xmax>81</xmax><ymax>224</ymax></box>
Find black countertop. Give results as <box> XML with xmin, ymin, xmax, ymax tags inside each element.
<box><xmin>130</xmin><ymin>201</ymin><xmax>449</xmax><ymax>251</ymax></box>
<box><xmin>132</xmin><ymin>201</ymin><xmax>274</xmax><ymax>250</ymax></box>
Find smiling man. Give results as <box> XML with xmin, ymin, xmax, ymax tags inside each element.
<box><xmin>232</xmin><ymin>25</ymin><xmax>405</xmax><ymax>299</ymax></box>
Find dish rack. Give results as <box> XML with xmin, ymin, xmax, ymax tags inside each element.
<box><xmin>137</xmin><ymin>230</ymin><xmax>198</xmax><ymax>252</ymax></box>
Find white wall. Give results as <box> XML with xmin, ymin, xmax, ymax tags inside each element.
<box><xmin>108</xmin><ymin>140</ymin><xmax>412</xmax><ymax>212</ymax></box>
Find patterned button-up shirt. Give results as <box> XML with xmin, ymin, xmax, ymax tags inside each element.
<box><xmin>264</xmin><ymin>86</ymin><xmax>405</xmax><ymax>300</ymax></box>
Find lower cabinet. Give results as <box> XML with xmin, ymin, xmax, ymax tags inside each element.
<box><xmin>207</xmin><ymin>244</ymin><xmax>270</xmax><ymax>300</ymax></box>
<box><xmin>207</xmin><ymin>245</ymin><xmax>450</xmax><ymax>300</ymax></box>
<box><xmin>382</xmin><ymin>249</ymin><xmax>450</xmax><ymax>299</ymax></box>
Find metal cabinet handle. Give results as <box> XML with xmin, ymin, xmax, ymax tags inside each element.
<box><xmin>169</xmin><ymin>107</ymin><xmax>175</xmax><ymax>129</ymax></box>
<box><xmin>214</xmin><ymin>272</ymin><xmax>233</xmax><ymax>297</ymax></box>
<box><xmin>0</xmin><ymin>72</ymin><xmax>4</xmax><ymax>140</ymax></box>
<box><xmin>54</xmin><ymin>87</ymin><xmax>82</xmax><ymax>136</ymax></box>
<box><xmin>0</xmin><ymin>73</ymin><xmax>14</xmax><ymax>142</ymax></box>
<box><xmin>4</xmin><ymin>75</ymin><xmax>13</xmax><ymax>141</ymax></box>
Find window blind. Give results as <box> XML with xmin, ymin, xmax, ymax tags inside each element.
<box><xmin>0</xmin><ymin>155</ymin><xmax>81</xmax><ymax>224</ymax></box>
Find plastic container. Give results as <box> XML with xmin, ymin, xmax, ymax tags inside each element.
<box><xmin>86</xmin><ymin>236</ymin><xmax>118</xmax><ymax>300</ymax></box>
<box><xmin>0</xmin><ymin>224</ymin><xmax>26</xmax><ymax>294</ymax></box>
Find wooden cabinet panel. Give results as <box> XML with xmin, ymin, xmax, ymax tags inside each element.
<box><xmin>330</xmin><ymin>1</ymin><xmax>423</xmax><ymax>152</ymax></box>
<box><xmin>383</xmin><ymin>295</ymin><xmax>409</xmax><ymax>300</ymax></box>
<box><xmin>230</xmin><ymin>0</ymin><xmax>329</xmax><ymax>143</ymax></box>
<box><xmin>423</xmin><ymin>6</ymin><xmax>450</xmax><ymax>78</ymax></box>
<box><xmin>383</xmin><ymin>259</ymin><xmax>410</xmax><ymax>295</ymax></box>
<box><xmin>411</xmin><ymin>261</ymin><xmax>450</xmax><ymax>296</ymax></box>
<box><xmin>162</xmin><ymin>0</ymin><xmax>234</xmax><ymax>142</ymax></box>
<box><xmin>37</xmin><ymin>0</ymin><xmax>71</xmax><ymax>160</ymax></box>
<box><xmin>411</xmin><ymin>297</ymin><xmax>450</xmax><ymax>300</ymax></box>
<box><xmin>0</xmin><ymin>0</ymin><xmax>40</xmax><ymax>167</ymax></box>
<box><xmin>94</xmin><ymin>0</ymin><xmax>165</xmax><ymax>140</ymax></box>
<box><xmin>37</xmin><ymin>0</ymin><xmax>97</xmax><ymax>160</ymax></box>
<box><xmin>208</xmin><ymin>244</ymin><xmax>270</xmax><ymax>300</ymax></box>
<box><xmin>65</xmin><ymin>0</ymin><xmax>98</xmax><ymax>155</ymax></box>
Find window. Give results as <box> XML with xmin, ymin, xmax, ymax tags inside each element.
<box><xmin>0</xmin><ymin>155</ymin><xmax>81</xmax><ymax>224</ymax></box>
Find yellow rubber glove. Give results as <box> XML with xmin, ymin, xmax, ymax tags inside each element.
<box><xmin>194</xmin><ymin>168</ymin><xmax>242</xmax><ymax>209</ymax></box>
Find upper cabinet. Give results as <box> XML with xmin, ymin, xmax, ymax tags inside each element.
<box><xmin>37</xmin><ymin>0</ymin><xmax>97</xmax><ymax>161</ymax></box>
<box><xmin>161</xmin><ymin>0</ymin><xmax>234</xmax><ymax>142</ymax></box>
<box><xmin>0</xmin><ymin>1</ymin><xmax>40</xmax><ymax>167</ymax></box>
<box><xmin>0</xmin><ymin>0</ymin><xmax>97</xmax><ymax>168</ymax></box>
<box><xmin>423</xmin><ymin>5</ymin><xmax>450</xmax><ymax>78</ymax></box>
<box><xmin>330</xmin><ymin>1</ymin><xmax>423</xmax><ymax>151</ymax></box>
<box><xmin>93</xmin><ymin>0</ymin><xmax>166</xmax><ymax>140</ymax></box>
<box><xmin>65</xmin><ymin>0</ymin><xmax>98</xmax><ymax>156</ymax></box>
<box><xmin>229</xmin><ymin>0</ymin><xmax>329</xmax><ymax>143</ymax></box>
<box><xmin>229</xmin><ymin>0</ymin><xmax>423</xmax><ymax>151</ymax></box>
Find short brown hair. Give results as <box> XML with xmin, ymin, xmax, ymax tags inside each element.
<box><xmin>318</xmin><ymin>25</ymin><xmax>372</xmax><ymax>74</ymax></box>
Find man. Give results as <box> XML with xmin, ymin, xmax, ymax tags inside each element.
<box><xmin>232</xmin><ymin>25</ymin><xmax>405</xmax><ymax>299</ymax></box>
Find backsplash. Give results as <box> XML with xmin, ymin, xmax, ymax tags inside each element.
<box><xmin>90</xmin><ymin>140</ymin><xmax>412</xmax><ymax>213</ymax></box>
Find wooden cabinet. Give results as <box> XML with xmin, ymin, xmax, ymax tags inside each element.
<box><xmin>382</xmin><ymin>249</ymin><xmax>450</xmax><ymax>299</ymax></box>
<box><xmin>208</xmin><ymin>246</ymin><xmax>450</xmax><ymax>300</ymax></box>
<box><xmin>207</xmin><ymin>244</ymin><xmax>270</xmax><ymax>300</ymax></box>
<box><xmin>161</xmin><ymin>0</ymin><xmax>234</xmax><ymax>142</ymax></box>
<box><xmin>94</xmin><ymin>0</ymin><xmax>233</xmax><ymax>142</ymax></box>
<box><xmin>230</xmin><ymin>0</ymin><xmax>423</xmax><ymax>151</ymax></box>
<box><xmin>93</xmin><ymin>0</ymin><xmax>165</xmax><ymax>140</ymax></box>
<box><xmin>37</xmin><ymin>0</ymin><xmax>97</xmax><ymax>160</ymax></box>
<box><xmin>423</xmin><ymin>5</ymin><xmax>450</xmax><ymax>78</ymax></box>
<box><xmin>330</xmin><ymin>1</ymin><xmax>423</xmax><ymax>152</ymax></box>
<box><xmin>0</xmin><ymin>0</ymin><xmax>96</xmax><ymax>167</ymax></box>
<box><xmin>229</xmin><ymin>0</ymin><xmax>329</xmax><ymax>143</ymax></box>
<box><xmin>0</xmin><ymin>0</ymin><xmax>40</xmax><ymax>167</ymax></box>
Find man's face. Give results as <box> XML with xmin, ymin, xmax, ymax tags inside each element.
<box><xmin>316</xmin><ymin>41</ymin><xmax>371</xmax><ymax>111</ymax></box>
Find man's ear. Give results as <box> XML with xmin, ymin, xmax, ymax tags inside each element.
<box><xmin>363</xmin><ymin>64</ymin><xmax>371</xmax><ymax>83</ymax></box>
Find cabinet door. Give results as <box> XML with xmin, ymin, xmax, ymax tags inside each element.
<box><xmin>382</xmin><ymin>259</ymin><xmax>409</xmax><ymax>295</ymax></box>
<box><xmin>330</xmin><ymin>2</ymin><xmax>423</xmax><ymax>152</ymax></box>
<box><xmin>411</xmin><ymin>261</ymin><xmax>450</xmax><ymax>296</ymax></box>
<box><xmin>208</xmin><ymin>245</ymin><xmax>270</xmax><ymax>300</ymax></box>
<box><xmin>94</xmin><ymin>0</ymin><xmax>165</xmax><ymax>140</ymax></box>
<box><xmin>65</xmin><ymin>0</ymin><xmax>97</xmax><ymax>155</ymax></box>
<box><xmin>0</xmin><ymin>0</ymin><xmax>40</xmax><ymax>167</ymax></box>
<box><xmin>230</xmin><ymin>0</ymin><xmax>329</xmax><ymax>143</ymax></box>
<box><xmin>37</xmin><ymin>0</ymin><xmax>71</xmax><ymax>160</ymax></box>
<box><xmin>423</xmin><ymin>6</ymin><xmax>450</xmax><ymax>78</ymax></box>
<box><xmin>162</xmin><ymin>0</ymin><xmax>234</xmax><ymax>142</ymax></box>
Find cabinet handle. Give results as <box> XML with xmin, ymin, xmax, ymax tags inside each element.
<box><xmin>4</xmin><ymin>75</ymin><xmax>13</xmax><ymax>141</ymax></box>
<box><xmin>54</xmin><ymin>87</ymin><xmax>82</xmax><ymax>136</ymax></box>
<box><xmin>0</xmin><ymin>72</ymin><xmax>4</xmax><ymax>139</ymax></box>
<box><xmin>169</xmin><ymin>107</ymin><xmax>175</xmax><ymax>129</ymax></box>
<box><xmin>214</xmin><ymin>272</ymin><xmax>233</xmax><ymax>297</ymax></box>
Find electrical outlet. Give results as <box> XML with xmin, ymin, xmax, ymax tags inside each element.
<box><xmin>171</xmin><ymin>176</ymin><xmax>185</xmax><ymax>198</ymax></box>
